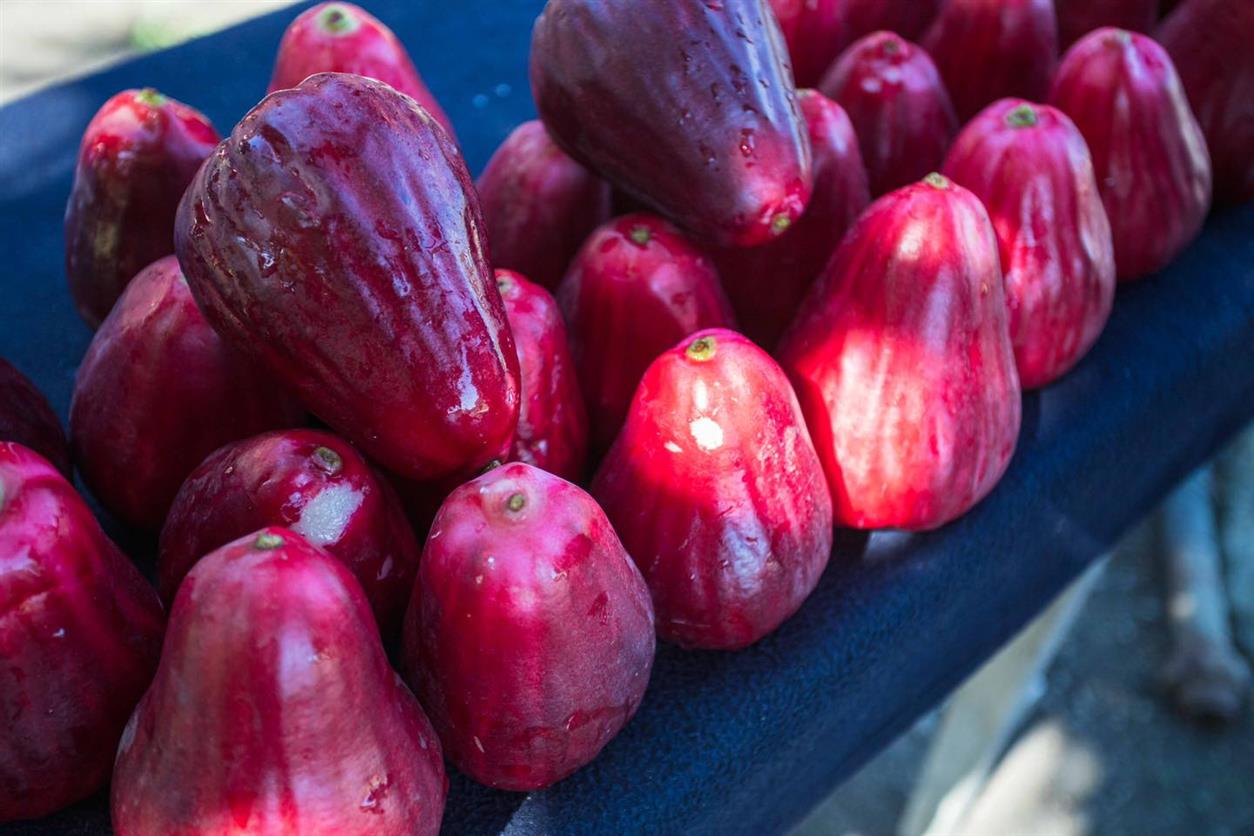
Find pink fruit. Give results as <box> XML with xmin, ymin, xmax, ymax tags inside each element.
<box><xmin>1056</xmin><ymin>0</ymin><xmax>1158</xmax><ymax>48</ymax></box>
<box><xmin>944</xmin><ymin>100</ymin><xmax>1116</xmax><ymax>389</ymax></box>
<box><xmin>768</xmin><ymin>0</ymin><xmax>845</xmax><ymax>87</ymax></box>
<box><xmin>0</xmin><ymin>359</ymin><xmax>69</xmax><ymax>477</ymax></box>
<box><xmin>819</xmin><ymin>31</ymin><xmax>958</xmax><ymax>196</ymax></box>
<box><xmin>402</xmin><ymin>462</ymin><xmax>655</xmax><ymax>790</ymax></box>
<box><xmin>778</xmin><ymin>173</ymin><xmax>1021</xmax><ymax>530</ymax></box>
<box><xmin>1050</xmin><ymin>28</ymin><xmax>1212</xmax><ymax>280</ymax></box>
<box><xmin>557</xmin><ymin>214</ymin><xmax>736</xmax><ymax>452</ymax></box>
<box><xmin>712</xmin><ymin>90</ymin><xmax>870</xmax><ymax>349</ymax></box>
<box><xmin>1</xmin><ymin>442</ymin><xmax>164</xmax><ymax>822</ymax></box>
<box><xmin>112</xmin><ymin>527</ymin><xmax>446</xmax><ymax>835</ymax></box>
<box><xmin>592</xmin><ymin>329</ymin><xmax>833</xmax><ymax>649</ymax></box>
<box><xmin>476</xmin><ymin>121</ymin><xmax>611</xmax><ymax>290</ymax></box>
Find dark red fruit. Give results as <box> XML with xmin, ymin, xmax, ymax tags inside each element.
<box><xmin>158</xmin><ymin>429</ymin><xmax>420</xmax><ymax>636</ymax></box>
<box><xmin>476</xmin><ymin>120</ymin><xmax>611</xmax><ymax>290</ymax></box>
<box><xmin>1056</xmin><ymin>0</ymin><xmax>1157</xmax><ymax>48</ymax></box>
<box><xmin>819</xmin><ymin>31</ymin><xmax>958</xmax><ymax>196</ymax></box>
<box><xmin>558</xmin><ymin>214</ymin><xmax>736</xmax><ymax>452</ymax></box>
<box><xmin>64</xmin><ymin>88</ymin><xmax>218</xmax><ymax>329</ymax></box>
<box><xmin>592</xmin><ymin>329</ymin><xmax>832</xmax><ymax>649</ymax></box>
<box><xmin>1050</xmin><ymin>29</ymin><xmax>1212</xmax><ymax>280</ymax></box>
<box><xmin>769</xmin><ymin>0</ymin><xmax>845</xmax><ymax>87</ymax></box>
<box><xmin>778</xmin><ymin>174</ymin><xmax>1021</xmax><ymax>530</ymax></box>
<box><xmin>841</xmin><ymin>0</ymin><xmax>942</xmax><ymax>45</ymax></box>
<box><xmin>176</xmin><ymin>73</ymin><xmax>519</xmax><ymax>481</ymax></box>
<box><xmin>531</xmin><ymin>0</ymin><xmax>813</xmax><ymax>247</ymax></box>
<box><xmin>401</xmin><ymin>462</ymin><xmax>655</xmax><ymax>790</ymax></box>
<box><xmin>112</xmin><ymin>528</ymin><xmax>446</xmax><ymax>835</ymax></box>
<box><xmin>1158</xmin><ymin>0</ymin><xmax>1254</xmax><ymax>204</ymax></box>
<box><xmin>497</xmin><ymin>271</ymin><xmax>589</xmax><ymax>481</ymax></box>
<box><xmin>944</xmin><ymin>100</ymin><xmax>1116</xmax><ymax>389</ymax></box>
<box><xmin>1</xmin><ymin>442</ymin><xmax>164</xmax><ymax>822</ymax></box>
<box><xmin>713</xmin><ymin>90</ymin><xmax>870</xmax><ymax>349</ymax></box>
<box><xmin>922</xmin><ymin>0</ymin><xmax>1058</xmax><ymax>121</ymax></box>
<box><xmin>269</xmin><ymin>2</ymin><xmax>454</xmax><ymax>137</ymax></box>
<box><xmin>0</xmin><ymin>359</ymin><xmax>69</xmax><ymax>477</ymax></box>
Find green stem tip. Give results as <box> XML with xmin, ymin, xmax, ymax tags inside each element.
<box><xmin>923</xmin><ymin>172</ymin><xmax>951</xmax><ymax>190</ymax></box>
<box><xmin>319</xmin><ymin>4</ymin><xmax>360</xmax><ymax>35</ymax></box>
<box><xmin>1006</xmin><ymin>104</ymin><xmax>1038</xmax><ymax>128</ymax></box>
<box><xmin>254</xmin><ymin>531</ymin><xmax>285</xmax><ymax>550</ymax></box>
<box><xmin>686</xmin><ymin>335</ymin><xmax>718</xmax><ymax>361</ymax></box>
<box><xmin>313</xmin><ymin>446</ymin><xmax>343</xmax><ymax>475</ymax></box>
<box><xmin>629</xmin><ymin>225</ymin><xmax>652</xmax><ymax>246</ymax></box>
<box><xmin>134</xmin><ymin>88</ymin><xmax>166</xmax><ymax>108</ymax></box>
<box><xmin>506</xmin><ymin>492</ymin><xmax>527</xmax><ymax>512</ymax></box>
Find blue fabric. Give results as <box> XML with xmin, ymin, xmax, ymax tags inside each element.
<box><xmin>1</xmin><ymin>2</ymin><xmax>1252</xmax><ymax>834</ymax></box>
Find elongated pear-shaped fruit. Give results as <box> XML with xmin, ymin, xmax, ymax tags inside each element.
<box><xmin>1</xmin><ymin>442</ymin><xmax>164</xmax><ymax>822</ymax></box>
<box><xmin>176</xmin><ymin>73</ymin><xmax>519</xmax><ymax>480</ymax></box>
<box><xmin>0</xmin><ymin>359</ymin><xmax>69</xmax><ymax>477</ymax></box>
<box><xmin>592</xmin><ymin>329</ymin><xmax>832</xmax><ymax>649</ymax></box>
<box><xmin>402</xmin><ymin>462</ymin><xmax>655</xmax><ymax>790</ymax></box>
<box><xmin>944</xmin><ymin>100</ymin><xmax>1116</xmax><ymax>389</ymax></box>
<box><xmin>778</xmin><ymin>174</ymin><xmax>1022</xmax><ymax>530</ymax></box>
<box><xmin>531</xmin><ymin>0</ymin><xmax>813</xmax><ymax>247</ymax></box>
<box><xmin>112</xmin><ymin>527</ymin><xmax>446</xmax><ymax>835</ymax></box>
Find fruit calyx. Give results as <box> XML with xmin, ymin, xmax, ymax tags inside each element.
<box><xmin>770</xmin><ymin>214</ymin><xmax>793</xmax><ymax>235</ymax></box>
<box><xmin>313</xmin><ymin>446</ymin><xmax>343</xmax><ymax>474</ymax></box>
<box><xmin>1005</xmin><ymin>104</ymin><xmax>1038</xmax><ymax>128</ymax></box>
<box><xmin>254</xmin><ymin>531</ymin><xmax>285</xmax><ymax>550</ymax></box>
<box><xmin>685</xmin><ymin>335</ymin><xmax>718</xmax><ymax>362</ymax></box>
<box><xmin>134</xmin><ymin>88</ymin><xmax>167</xmax><ymax>108</ymax></box>
<box><xmin>318</xmin><ymin>4</ymin><xmax>361</xmax><ymax>35</ymax></box>
<box><xmin>505</xmin><ymin>491</ymin><xmax>527</xmax><ymax>512</ymax></box>
<box><xmin>628</xmin><ymin>225</ymin><xmax>652</xmax><ymax>246</ymax></box>
<box><xmin>923</xmin><ymin>171</ymin><xmax>951</xmax><ymax>189</ymax></box>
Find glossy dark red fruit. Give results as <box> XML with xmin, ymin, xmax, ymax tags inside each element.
<box><xmin>176</xmin><ymin>73</ymin><xmax>519</xmax><ymax>481</ymax></box>
<box><xmin>768</xmin><ymin>0</ymin><xmax>845</xmax><ymax>87</ymax></box>
<box><xmin>477</xmin><ymin>120</ymin><xmax>611</xmax><ymax>290</ymax></box>
<box><xmin>269</xmin><ymin>2</ymin><xmax>454</xmax><ymax>137</ymax></box>
<box><xmin>944</xmin><ymin>100</ymin><xmax>1116</xmax><ymax>389</ymax></box>
<box><xmin>113</xmin><ymin>527</ymin><xmax>446</xmax><ymax>835</ymax></box>
<box><xmin>922</xmin><ymin>0</ymin><xmax>1058</xmax><ymax>121</ymax></box>
<box><xmin>558</xmin><ymin>214</ymin><xmax>736</xmax><ymax>452</ymax></box>
<box><xmin>1056</xmin><ymin>0</ymin><xmax>1157</xmax><ymax>48</ymax></box>
<box><xmin>531</xmin><ymin>0</ymin><xmax>813</xmax><ymax>247</ymax></box>
<box><xmin>158</xmin><ymin>429</ymin><xmax>420</xmax><ymax>636</ymax></box>
<box><xmin>0</xmin><ymin>359</ymin><xmax>69</xmax><ymax>477</ymax></box>
<box><xmin>64</xmin><ymin>88</ymin><xmax>218</xmax><ymax>328</ymax></box>
<box><xmin>70</xmin><ymin>256</ymin><xmax>301</xmax><ymax>529</ymax></box>
<box><xmin>1</xmin><ymin>442</ymin><xmax>164</xmax><ymax>822</ymax></box>
<box><xmin>592</xmin><ymin>329</ymin><xmax>832</xmax><ymax>649</ymax></box>
<box><xmin>778</xmin><ymin>174</ymin><xmax>1021</xmax><ymax>530</ymax></box>
<box><xmin>1050</xmin><ymin>28</ymin><xmax>1212</xmax><ymax>280</ymax></box>
<box><xmin>841</xmin><ymin>0</ymin><xmax>942</xmax><ymax>45</ymax></box>
<box><xmin>713</xmin><ymin>90</ymin><xmax>869</xmax><ymax>349</ymax></box>
<box><xmin>402</xmin><ymin>462</ymin><xmax>654</xmax><ymax>791</ymax></box>
<box><xmin>819</xmin><ymin>31</ymin><xmax>958</xmax><ymax>196</ymax></box>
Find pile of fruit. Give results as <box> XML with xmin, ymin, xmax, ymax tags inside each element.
<box><xmin>2</xmin><ymin>0</ymin><xmax>1251</xmax><ymax>831</ymax></box>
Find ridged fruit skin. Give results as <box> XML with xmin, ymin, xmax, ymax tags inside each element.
<box><xmin>268</xmin><ymin>2</ymin><xmax>454</xmax><ymax>137</ymax></box>
<box><xmin>176</xmin><ymin>73</ymin><xmax>520</xmax><ymax>481</ymax></box>
<box><xmin>557</xmin><ymin>214</ymin><xmax>736</xmax><ymax>453</ymax></box>
<box><xmin>157</xmin><ymin>429</ymin><xmax>421</xmax><ymax>636</ymax></box>
<box><xmin>943</xmin><ymin>100</ymin><xmax>1116</xmax><ymax>389</ymax></box>
<box><xmin>713</xmin><ymin>90</ymin><xmax>870</xmax><ymax>349</ymax></box>
<box><xmin>0</xmin><ymin>442</ymin><xmax>164</xmax><ymax>822</ymax></box>
<box><xmin>841</xmin><ymin>0</ymin><xmax>941</xmax><ymax>45</ymax></box>
<box><xmin>530</xmin><ymin>0</ymin><xmax>814</xmax><ymax>247</ymax></box>
<box><xmin>777</xmin><ymin>175</ymin><xmax>1022</xmax><ymax>531</ymax></box>
<box><xmin>768</xmin><ymin>0</ymin><xmax>845</xmax><ymax>87</ymax></box>
<box><xmin>922</xmin><ymin>0</ymin><xmax>1059</xmax><ymax>121</ymax></box>
<box><xmin>592</xmin><ymin>329</ymin><xmax>833</xmax><ymax>649</ymax></box>
<box><xmin>497</xmin><ymin>271</ymin><xmax>589</xmax><ymax>482</ymax></box>
<box><xmin>476</xmin><ymin>121</ymin><xmax>611</xmax><ymax>290</ymax></box>
<box><xmin>112</xmin><ymin>527</ymin><xmax>446</xmax><ymax>835</ymax></box>
<box><xmin>401</xmin><ymin>462</ymin><xmax>655</xmax><ymax>791</ymax></box>
<box><xmin>70</xmin><ymin>256</ymin><xmax>301</xmax><ymax>530</ymax></box>
<box><xmin>1050</xmin><ymin>29</ymin><xmax>1212</xmax><ymax>281</ymax></box>
<box><xmin>1056</xmin><ymin>0</ymin><xmax>1157</xmax><ymax>47</ymax></box>
<box><xmin>0</xmin><ymin>359</ymin><xmax>69</xmax><ymax>477</ymax></box>
<box><xmin>64</xmin><ymin>88</ymin><xmax>219</xmax><ymax>329</ymax></box>
<box><xmin>819</xmin><ymin>31</ymin><xmax>958</xmax><ymax>197</ymax></box>
<box><xmin>1158</xmin><ymin>0</ymin><xmax>1254</xmax><ymax>204</ymax></box>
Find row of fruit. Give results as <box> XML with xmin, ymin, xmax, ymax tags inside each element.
<box><xmin>2</xmin><ymin>0</ymin><xmax>1251</xmax><ymax>832</ymax></box>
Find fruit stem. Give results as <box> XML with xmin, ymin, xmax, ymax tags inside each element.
<box><xmin>506</xmin><ymin>492</ymin><xmax>526</xmax><ymax>512</ymax></box>
<box><xmin>134</xmin><ymin>88</ymin><xmax>166</xmax><ymax>108</ymax></box>
<box><xmin>923</xmin><ymin>172</ymin><xmax>951</xmax><ymax>190</ymax></box>
<box><xmin>686</xmin><ymin>335</ymin><xmax>718</xmax><ymax>361</ymax></box>
<box><xmin>1006</xmin><ymin>104</ymin><xmax>1038</xmax><ymax>128</ymax></box>
<box><xmin>629</xmin><ymin>225</ymin><xmax>652</xmax><ymax>246</ymax></box>
<box><xmin>496</xmin><ymin>275</ymin><xmax>514</xmax><ymax>294</ymax></box>
<box><xmin>770</xmin><ymin>214</ymin><xmax>792</xmax><ymax>236</ymax></box>
<box><xmin>313</xmin><ymin>446</ymin><xmax>343</xmax><ymax>475</ymax></box>
<box><xmin>254</xmin><ymin>531</ymin><xmax>285</xmax><ymax>550</ymax></box>
<box><xmin>319</xmin><ymin>4</ymin><xmax>360</xmax><ymax>35</ymax></box>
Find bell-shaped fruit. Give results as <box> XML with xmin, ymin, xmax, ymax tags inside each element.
<box><xmin>768</xmin><ymin>0</ymin><xmax>845</xmax><ymax>87</ymax></box>
<box><xmin>841</xmin><ymin>0</ymin><xmax>941</xmax><ymax>45</ymax></box>
<box><xmin>819</xmin><ymin>31</ymin><xmax>958</xmax><ymax>196</ymax></box>
<box><xmin>158</xmin><ymin>429</ymin><xmax>420</xmax><ymax>636</ymax></box>
<box><xmin>922</xmin><ymin>0</ymin><xmax>1059</xmax><ymax>121</ymax></box>
<box><xmin>558</xmin><ymin>214</ymin><xmax>736</xmax><ymax>452</ymax></box>
<box><xmin>64</xmin><ymin>88</ymin><xmax>218</xmax><ymax>328</ymax></box>
<box><xmin>112</xmin><ymin>527</ymin><xmax>446</xmax><ymax>835</ymax></box>
<box><xmin>70</xmin><ymin>256</ymin><xmax>301</xmax><ymax>529</ymax></box>
<box><xmin>268</xmin><ymin>2</ymin><xmax>454</xmax><ymax>137</ymax></box>
<box><xmin>1056</xmin><ymin>0</ymin><xmax>1157</xmax><ymax>48</ymax></box>
<box><xmin>0</xmin><ymin>359</ymin><xmax>69</xmax><ymax>477</ymax></box>
<box><xmin>778</xmin><ymin>173</ymin><xmax>1022</xmax><ymax>530</ymax></box>
<box><xmin>1050</xmin><ymin>29</ymin><xmax>1212</xmax><ymax>280</ymax></box>
<box><xmin>476</xmin><ymin>120</ymin><xmax>611</xmax><ymax>290</ymax></box>
<box><xmin>944</xmin><ymin>100</ymin><xmax>1116</xmax><ymax>389</ymax></box>
<box><xmin>713</xmin><ymin>90</ymin><xmax>870</xmax><ymax>349</ymax></box>
<box><xmin>401</xmin><ymin>462</ymin><xmax>655</xmax><ymax>790</ymax></box>
<box><xmin>176</xmin><ymin>73</ymin><xmax>520</xmax><ymax>481</ymax></box>
<box><xmin>1</xmin><ymin>442</ymin><xmax>164</xmax><ymax>822</ymax></box>
<box><xmin>592</xmin><ymin>329</ymin><xmax>833</xmax><ymax>649</ymax></box>
<box><xmin>531</xmin><ymin>0</ymin><xmax>813</xmax><ymax>247</ymax></box>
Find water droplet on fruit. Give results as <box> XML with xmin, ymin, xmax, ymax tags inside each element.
<box><xmin>739</xmin><ymin>128</ymin><xmax>755</xmax><ymax>157</ymax></box>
